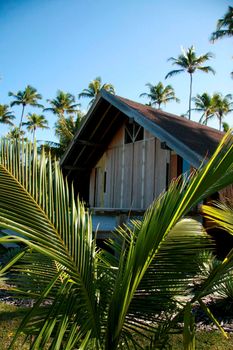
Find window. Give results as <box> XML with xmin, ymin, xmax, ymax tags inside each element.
<box><xmin>124</xmin><ymin>121</ymin><xmax>144</xmax><ymax>144</ymax></box>
<box><xmin>104</xmin><ymin>171</ymin><xmax>107</xmax><ymax>193</ymax></box>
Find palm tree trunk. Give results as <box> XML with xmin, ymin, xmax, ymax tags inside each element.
<box><xmin>188</xmin><ymin>74</ymin><xmax>193</xmax><ymax>120</ymax></box>
<box><xmin>33</xmin><ymin>127</ymin><xmax>36</xmax><ymax>143</ymax></box>
<box><xmin>204</xmin><ymin>113</ymin><xmax>209</xmax><ymax>126</ymax></box>
<box><xmin>19</xmin><ymin>104</ymin><xmax>25</xmax><ymax>130</ymax></box>
<box><xmin>219</xmin><ymin>115</ymin><xmax>222</xmax><ymax>131</ymax></box>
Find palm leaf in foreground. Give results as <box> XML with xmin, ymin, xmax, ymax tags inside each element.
<box><xmin>111</xmin><ymin>218</ymin><xmax>213</xmax><ymax>347</ymax></box>
<box><xmin>202</xmin><ymin>202</ymin><xmax>233</xmax><ymax>236</ymax></box>
<box><xmin>0</xmin><ymin>141</ymin><xmax>101</xmax><ymax>349</ymax></box>
<box><xmin>197</xmin><ymin>203</ymin><xmax>233</xmax><ymax>297</ymax></box>
<box><xmin>0</xmin><ymin>131</ymin><xmax>233</xmax><ymax>348</ymax></box>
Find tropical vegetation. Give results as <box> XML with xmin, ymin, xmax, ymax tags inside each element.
<box><xmin>44</xmin><ymin>90</ymin><xmax>80</xmax><ymax>118</ymax></box>
<box><xmin>193</xmin><ymin>92</ymin><xmax>233</xmax><ymax>129</ymax></box>
<box><xmin>140</xmin><ymin>81</ymin><xmax>180</xmax><ymax>109</ymax></box>
<box><xmin>79</xmin><ymin>76</ymin><xmax>115</xmax><ymax>106</ymax></box>
<box><xmin>0</xmin><ymin>12</ymin><xmax>231</xmax><ymax>350</ymax></box>
<box><xmin>212</xmin><ymin>93</ymin><xmax>233</xmax><ymax>131</ymax></box>
<box><xmin>6</xmin><ymin>127</ymin><xmax>26</xmax><ymax>140</ymax></box>
<box><xmin>210</xmin><ymin>6</ymin><xmax>233</xmax><ymax>79</ymax></box>
<box><xmin>0</xmin><ymin>7</ymin><xmax>232</xmax><ymax>350</ymax></box>
<box><xmin>0</xmin><ymin>130</ymin><xmax>233</xmax><ymax>349</ymax></box>
<box><xmin>1</xmin><ymin>303</ymin><xmax>233</xmax><ymax>350</ymax></box>
<box><xmin>8</xmin><ymin>85</ymin><xmax>43</xmax><ymax>130</ymax></box>
<box><xmin>54</xmin><ymin>111</ymin><xmax>84</xmax><ymax>152</ymax></box>
<box><xmin>0</xmin><ymin>8</ymin><xmax>232</xmax><ymax>149</ymax></box>
<box><xmin>210</xmin><ymin>6</ymin><xmax>233</xmax><ymax>42</ymax></box>
<box><xmin>192</xmin><ymin>92</ymin><xmax>214</xmax><ymax>125</ymax></box>
<box><xmin>0</xmin><ymin>104</ymin><xmax>15</xmax><ymax>125</ymax></box>
<box><xmin>23</xmin><ymin>113</ymin><xmax>49</xmax><ymax>142</ymax></box>
<box><xmin>165</xmin><ymin>46</ymin><xmax>215</xmax><ymax>120</ymax></box>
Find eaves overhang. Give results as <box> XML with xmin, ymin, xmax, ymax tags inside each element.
<box><xmin>60</xmin><ymin>92</ymin><xmax>104</xmax><ymax>167</ymax></box>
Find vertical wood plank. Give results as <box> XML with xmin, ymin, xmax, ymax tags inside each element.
<box><xmin>120</xmin><ymin>142</ymin><xmax>125</xmax><ymax>208</ymax></box>
<box><xmin>154</xmin><ymin>139</ymin><xmax>167</xmax><ymax>197</ymax></box>
<box><xmin>144</xmin><ymin>137</ymin><xmax>156</xmax><ymax>208</ymax></box>
<box><xmin>132</xmin><ymin>141</ymin><xmax>142</xmax><ymax>208</ymax></box>
<box><xmin>123</xmin><ymin>143</ymin><xmax>133</xmax><ymax>207</ymax></box>
<box><xmin>140</xmin><ymin>139</ymin><xmax>146</xmax><ymax>209</ymax></box>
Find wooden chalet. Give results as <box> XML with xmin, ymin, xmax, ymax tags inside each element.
<box><xmin>60</xmin><ymin>90</ymin><xmax>224</xmax><ymax>235</ymax></box>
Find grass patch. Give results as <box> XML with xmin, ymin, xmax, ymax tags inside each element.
<box><xmin>0</xmin><ymin>302</ymin><xmax>29</xmax><ymax>350</ymax></box>
<box><xmin>169</xmin><ymin>332</ymin><xmax>233</xmax><ymax>350</ymax></box>
<box><xmin>1</xmin><ymin>302</ymin><xmax>233</xmax><ymax>349</ymax></box>
<box><xmin>133</xmin><ymin>329</ymin><xmax>233</xmax><ymax>349</ymax></box>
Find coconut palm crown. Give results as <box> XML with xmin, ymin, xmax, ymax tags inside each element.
<box><xmin>193</xmin><ymin>92</ymin><xmax>233</xmax><ymax>130</ymax></box>
<box><xmin>0</xmin><ymin>104</ymin><xmax>15</xmax><ymax>125</ymax></box>
<box><xmin>79</xmin><ymin>76</ymin><xmax>115</xmax><ymax>106</ymax></box>
<box><xmin>212</xmin><ymin>93</ymin><xmax>233</xmax><ymax>131</ymax></box>
<box><xmin>23</xmin><ymin>113</ymin><xmax>49</xmax><ymax>142</ymax></box>
<box><xmin>165</xmin><ymin>46</ymin><xmax>215</xmax><ymax>120</ymax></box>
<box><xmin>44</xmin><ymin>90</ymin><xmax>80</xmax><ymax>118</ymax></box>
<box><xmin>8</xmin><ymin>85</ymin><xmax>43</xmax><ymax>130</ymax></box>
<box><xmin>192</xmin><ymin>92</ymin><xmax>215</xmax><ymax>125</ymax></box>
<box><xmin>139</xmin><ymin>82</ymin><xmax>180</xmax><ymax>109</ymax></box>
<box><xmin>210</xmin><ymin>6</ymin><xmax>233</xmax><ymax>78</ymax></box>
<box><xmin>210</xmin><ymin>6</ymin><xmax>233</xmax><ymax>42</ymax></box>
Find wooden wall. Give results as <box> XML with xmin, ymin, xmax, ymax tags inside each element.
<box><xmin>89</xmin><ymin>124</ymin><xmax>172</xmax><ymax>209</ymax></box>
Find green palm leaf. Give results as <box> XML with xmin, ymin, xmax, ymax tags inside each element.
<box><xmin>79</xmin><ymin>76</ymin><xmax>115</xmax><ymax>107</ymax></box>
<box><xmin>0</xmin><ymin>140</ymin><xmax>101</xmax><ymax>348</ymax></box>
<box><xmin>139</xmin><ymin>81</ymin><xmax>179</xmax><ymax>109</ymax></box>
<box><xmin>210</xmin><ymin>6</ymin><xmax>233</xmax><ymax>42</ymax></box>
<box><xmin>0</xmin><ymin>131</ymin><xmax>233</xmax><ymax>349</ymax></box>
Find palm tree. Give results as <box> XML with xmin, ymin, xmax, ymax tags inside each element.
<box><xmin>79</xmin><ymin>76</ymin><xmax>115</xmax><ymax>106</ymax></box>
<box><xmin>54</xmin><ymin>111</ymin><xmax>84</xmax><ymax>151</ymax></box>
<box><xmin>165</xmin><ymin>46</ymin><xmax>215</xmax><ymax>120</ymax></box>
<box><xmin>193</xmin><ymin>92</ymin><xmax>233</xmax><ymax>130</ymax></box>
<box><xmin>23</xmin><ymin>113</ymin><xmax>49</xmax><ymax>142</ymax></box>
<box><xmin>192</xmin><ymin>92</ymin><xmax>215</xmax><ymax>125</ymax></box>
<box><xmin>0</xmin><ymin>104</ymin><xmax>15</xmax><ymax>125</ymax></box>
<box><xmin>210</xmin><ymin>6</ymin><xmax>233</xmax><ymax>42</ymax></box>
<box><xmin>139</xmin><ymin>82</ymin><xmax>180</xmax><ymax>109</ymax></box>
<box><xmin>210</xmin><ymin>7</ymin><xmax>233</xmax><ymax>78</ymax></box>
<box><xmin>8</xmin><ymin>85</ymin><xmax>43</xmax><ymax>130</ymax></box>
<box><xmin>1</xmin><ymin>133</ymin><xmax>233</xmax><ymax>349</ymax></box>
<box><xmin>44</xmin><ymin>90</ymin><xmax>80</xmax><ymax>118</ymax></box>
<box><xmin>6</xmin><ymin>126</ymin><xmax>26</xmax><ymax>140</ymax></box>
<box><xmin>212</xmin><ymin>93</ymin><xmax>233</xmax><ymax>131</ymax></box>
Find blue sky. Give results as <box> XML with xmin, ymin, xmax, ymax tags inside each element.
<box><xmin>0</xmin><ymin>0</ymin><xmax>232</xmax><ymax>142</ymax></box>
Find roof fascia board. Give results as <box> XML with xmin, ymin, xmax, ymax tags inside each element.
<box><xmin>101</xmin><ymin>90</ymin><xmax>204</xmax><ymax>168</ymax></box>
<box><xmin>60</xmin><ymin>92</ymin><xmax>103</xmax><ymax>166</ymax></box>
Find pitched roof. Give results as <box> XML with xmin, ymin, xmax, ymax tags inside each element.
<box><xmin>61</xmin><ymin>90</ymin><xmax>224</xmax><ymax>172</ymax></box>
<box><xmin>116</xmin><ymin>95</ymin><xmax>224</xmax><ymax>162</ymax></box>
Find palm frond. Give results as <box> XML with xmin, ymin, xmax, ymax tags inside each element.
<box><xmin>202</xmin><ymin>202</ymin><xmax>233</xmax><ymax>236</ymax></box>
<box><xmin>197</xmin><ymin>66</ymin><xmax>216</xmax><ymax>74</ymax></box>
<box><xmin>0</xmin><ymin>131</ymin><xmax>233</xmax><ymax>348</ymax></box>
<box><xmin>0</xmin><ymin>140</ymin><xmax>101</xmax><ymax>348</ymax></box>
<box><xmin>165</xmin><ymin>69</ymin><xmax>185</xmax><ymax>79</ymax></box>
